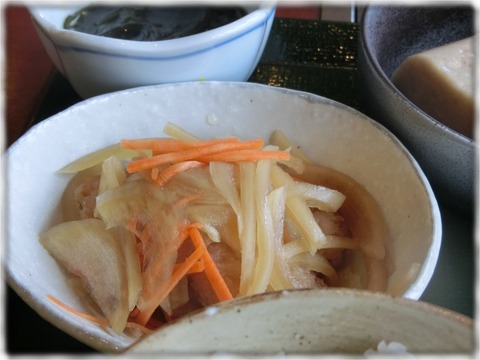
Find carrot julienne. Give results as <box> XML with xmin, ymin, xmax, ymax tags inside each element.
<box><xmin>164</xmin><ymin>245</ymin><xmax>207</xmax><ymax>298</ymax></box>
<box><xmin>120</xmin><ymin>137</ymin><xmax>240</xmax><ymax>154</ymax></box>
<box><xmin>126</xmin><ymin>139</ymin><xmax>264</xmax><ymax>173</ymax></box>
<box><xmin>150</xmin><ymin>166</ymin><xmax>160</xmax><ymax>181</ymax></box>
<box><xmin>47</xmin><ymin>294</ymin><xmax>109</xmax><ymax>326</ymax></box>
<box><xmin>186</xmin><ymin>258</ymin><xmax>205</xmax><ymax>274</ymax></box>
<box><xmin>46</xmin><ymin>295</ymin><xmax>152</xmax><ymax>334</ymax></box>
<box><xmin>154</xmin><ymin>161</ymin><xmax>206</xmax><ymax>186</ymax></box>
<box><xmin>188</xmin><ymin>225</ymin><xmax>233</xmax><ymax>302</ymax></box>
<box><xmin>134</xmin><ymin>243</ymin><xmax>207</xmax><ymax>326</ymax></box>
<box><xmin>196</xmin><ymin>149</ymin><xmax>291</xmax><ymax>163</ymax></box>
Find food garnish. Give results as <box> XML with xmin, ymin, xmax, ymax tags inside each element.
<box><xmin>41</xmin><ymin>122</ymin><xmax>389</xmax><ymax>334</ymax></box>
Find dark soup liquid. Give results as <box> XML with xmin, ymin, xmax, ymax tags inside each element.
<box><xmin>63</xmin><ymin>6</ymin><xmax>248</xmax><ymax>41</ymax></box>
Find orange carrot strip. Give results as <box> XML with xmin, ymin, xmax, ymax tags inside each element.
<box><xmin>154</xmin><ymin>161</ymin><xmax>206</xmax><ymax>186</ymax></box>
<box><xmin>121</xmin><ymin>138</ymin><xmax>182</xmax><ymax>151</ymax></box>
<box><xmin>197</xmin><ymin>149</ymin><xmax>291</xmax><ymax>163</ymax></box>
<box><xmin>167</xmin><ymin>245</ymin><xmax>207</xmax><ymax>292</ymax></box>
<box><xmin>177</xmin><ymin>226</ymin><xmax>192</xmax><ymax>248</ymax></box>
<box><xmin>121</xmin><ymin>137</ymin><xmax>240</xmax><ymax>154</ymax></box>
<box><xmin>188</xmin><ymin>226</ymin><xmax>233</xmax><ymax>302</ymax></box>
<box><xmin>176</xmin><ymin>221</ymin><xmax>204</xmax><ymax>253</ymax></box>
<box><xmin>151</xmin><ymin>138</ymin><xmax>242</xmax><ymax>156</ymax></box>
<box><xmin>151</xmin><ymin>167</ymin><xmax>160</xmax><ymax>181</ymax></box>
<box><xmin>127</xmin><ymin>139</ymin><xmax>264</xmax><ymax>173</ymax></box>
<box><xmin>48</xmin><ymin>295</ymin><xmax>153</xmax><ymax>333</ymax></box>
<box><xmin>47</xmin><ymin>295</ymin><xmax>109</xmax><ymax>326</ymax></box>
<box><xmin>134</xmin><ymin>245</ymin><xmax>207</xmax><ymax>326</ymax></box>
<box><xmin>171</xmin><ymin>253</ymin><xmax>205</xmax><ymax>275</ymax></box>
<box><xmin>186</xmin><ymin>258</ymin><xmax>205</xmax><ymax>274</ymax></box>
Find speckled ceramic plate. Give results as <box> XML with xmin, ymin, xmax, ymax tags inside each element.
<box><xmin>125</xmin><ymin>288</ymin><xmax>474</xmax><ymax>355</ymax></box>
<box><xmin>6</xmin><ymin>82</ymin><xmax>441</xmax><ymax>353</ymax></box>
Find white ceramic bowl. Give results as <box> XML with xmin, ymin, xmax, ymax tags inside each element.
<box><xmin>358</xmin><ymin>6</ymin><xmax>476</xmax><ymax>214</ymax></box>
<box><xmin>6</xmin><ymin>82</ymin><xmax>441</xmax><ymax>353</ymax></box>
<box><xmin>28</xmin><ymin>2</ymin><xmax>276</xmax><ymax>98</ymax></box>
<box><xmin>125</xmin><ymin>288</ymin><xmax>475</xmax><ymax>355</ymax></box>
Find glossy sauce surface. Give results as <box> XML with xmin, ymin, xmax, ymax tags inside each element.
<box><xmin>64</xmin><ymin>6</ymin><xmax>247</xmax><ymax>41</ymax></box>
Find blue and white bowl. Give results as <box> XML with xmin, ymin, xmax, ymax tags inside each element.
<box><xmin>28</xmin><ymin>2</ymin><xmax>276</xmax><ymax>98</ymax></box>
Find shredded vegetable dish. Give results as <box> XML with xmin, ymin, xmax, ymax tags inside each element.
<box><xmin>40</xmin><ymin>122</ymin><xmax>389</xmax><ymax>335</ymax></box>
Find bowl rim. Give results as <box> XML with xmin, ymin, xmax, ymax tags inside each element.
<box><xmin>173</xmin><ymin>286</ymin><xmax>475</xmax><ymax>326</ymax></box>
<box><xmin>28</xmin><ymin>1</ymin><xmax>277</xmax><ymax>56</ymax></box>
<box><xmin>360</xmin><ymin>5</ymin><xmax>476</xmax><ymax>146</ymax></box>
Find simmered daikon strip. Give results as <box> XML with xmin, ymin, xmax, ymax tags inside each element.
<box><xmin>209</xmin><ymin>162</ymin><xmax>243</xmax><ymax>235</ymax></box>
<box><xmin>282</xmin><ymin>239</ymin><xmax>309</xmax><ymax>259</ymax></box>
<box><xmin>58</xmin><ymin>143</ymin><xmax>145</xmax><ymax>173</ymax></box>
<box><xmin>289</xmin><ymin>252</ymin><xmax>337</xmax><ymax>279</ymax></box>
<box><xmin>108</xmin><ymin>226</ymin><xmax>143</xmax><ymax>311</ymax></box>
<box><xmin>269</xmin><ymin>130</ymin><xmax>313</xmax><ymax>164</ymax></box>
<box><xmin>166</xmin><ymin>167</ymin><xmax>226</xmax><ymax>206</ymax></box>
<box><xmin>98</xmin><ymin>156</ymin><xmax>127</xmax><ymax>195</ymax></box>
<box><xmin>186</xmin><ymin>204</ymin><xmax>232</xmax><ymax>243</ymax></box>
<box><xmin>134</xmin><ymin>208</ymin><xmax>185</xmax><ymax>321</ymax></box>
<box><xmin>286</xmin><ymin>181</ymin><xmax>346</xmax><ymax>213</ymax></box>
<box><xmin>95</xmin><ymin>179</ymin><xmax>187</xmax><ymax>321</ymax></box>
<box><xmin>267</xmin><ymin>186</ymin><xmax>299</xmax><ymax>291</ymax></box>
<box><xmin>40</xmin><ymin>218</ymin><xmax>130</xmax><ymax>333</ymax></box>
<box><xmin>238</xmin><ymin>162</ymin><xmax>257</xmax><ymax>295</ymax></box>
<box><xmin>277</xmin><ymin>151</ymin><xmax>305</xmax><ymax>174</ymax></box>
<box><xmin>271</xmin><ymin>164</ymin><xmax>328</xmax><ymax>255</ymax></box>
<box><xmin>300</xmin><ymin>163</ymin><xmax>386</xmax><ymax>261</ymax></box>
<box><xmin>96</xmin><ymin>181</ymin><xmax>166</xmax><ymax>229</ymax></box>
<box><xmin>199</xmin><ymin>223</ymin><xmax>221</xmax><ymax>243</ymax></box>
<box><xmin>246</xmin><ymin>159</ymin><xmax>275</xmax><ymax>294</ymax></box>
<box><xmin>61</xmin><ymin>165</ymin><xmax>102</xmax><ymax>222</ymax></box>
<box><xmin>163</xmin><ymin>121</ymin><xmax>202</xmax><ymax>142</ymax></box>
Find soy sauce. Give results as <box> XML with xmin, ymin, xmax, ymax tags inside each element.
<box><xmin>63</xmin><ymin>6</ymin><xmax>247</xmax><ymax>41</ymax></box>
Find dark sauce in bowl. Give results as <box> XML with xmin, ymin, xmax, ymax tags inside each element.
<box><xmin>63</xmin><ymin>6</ymin><xmax>248</xmax><ymax>41</ymax></box>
